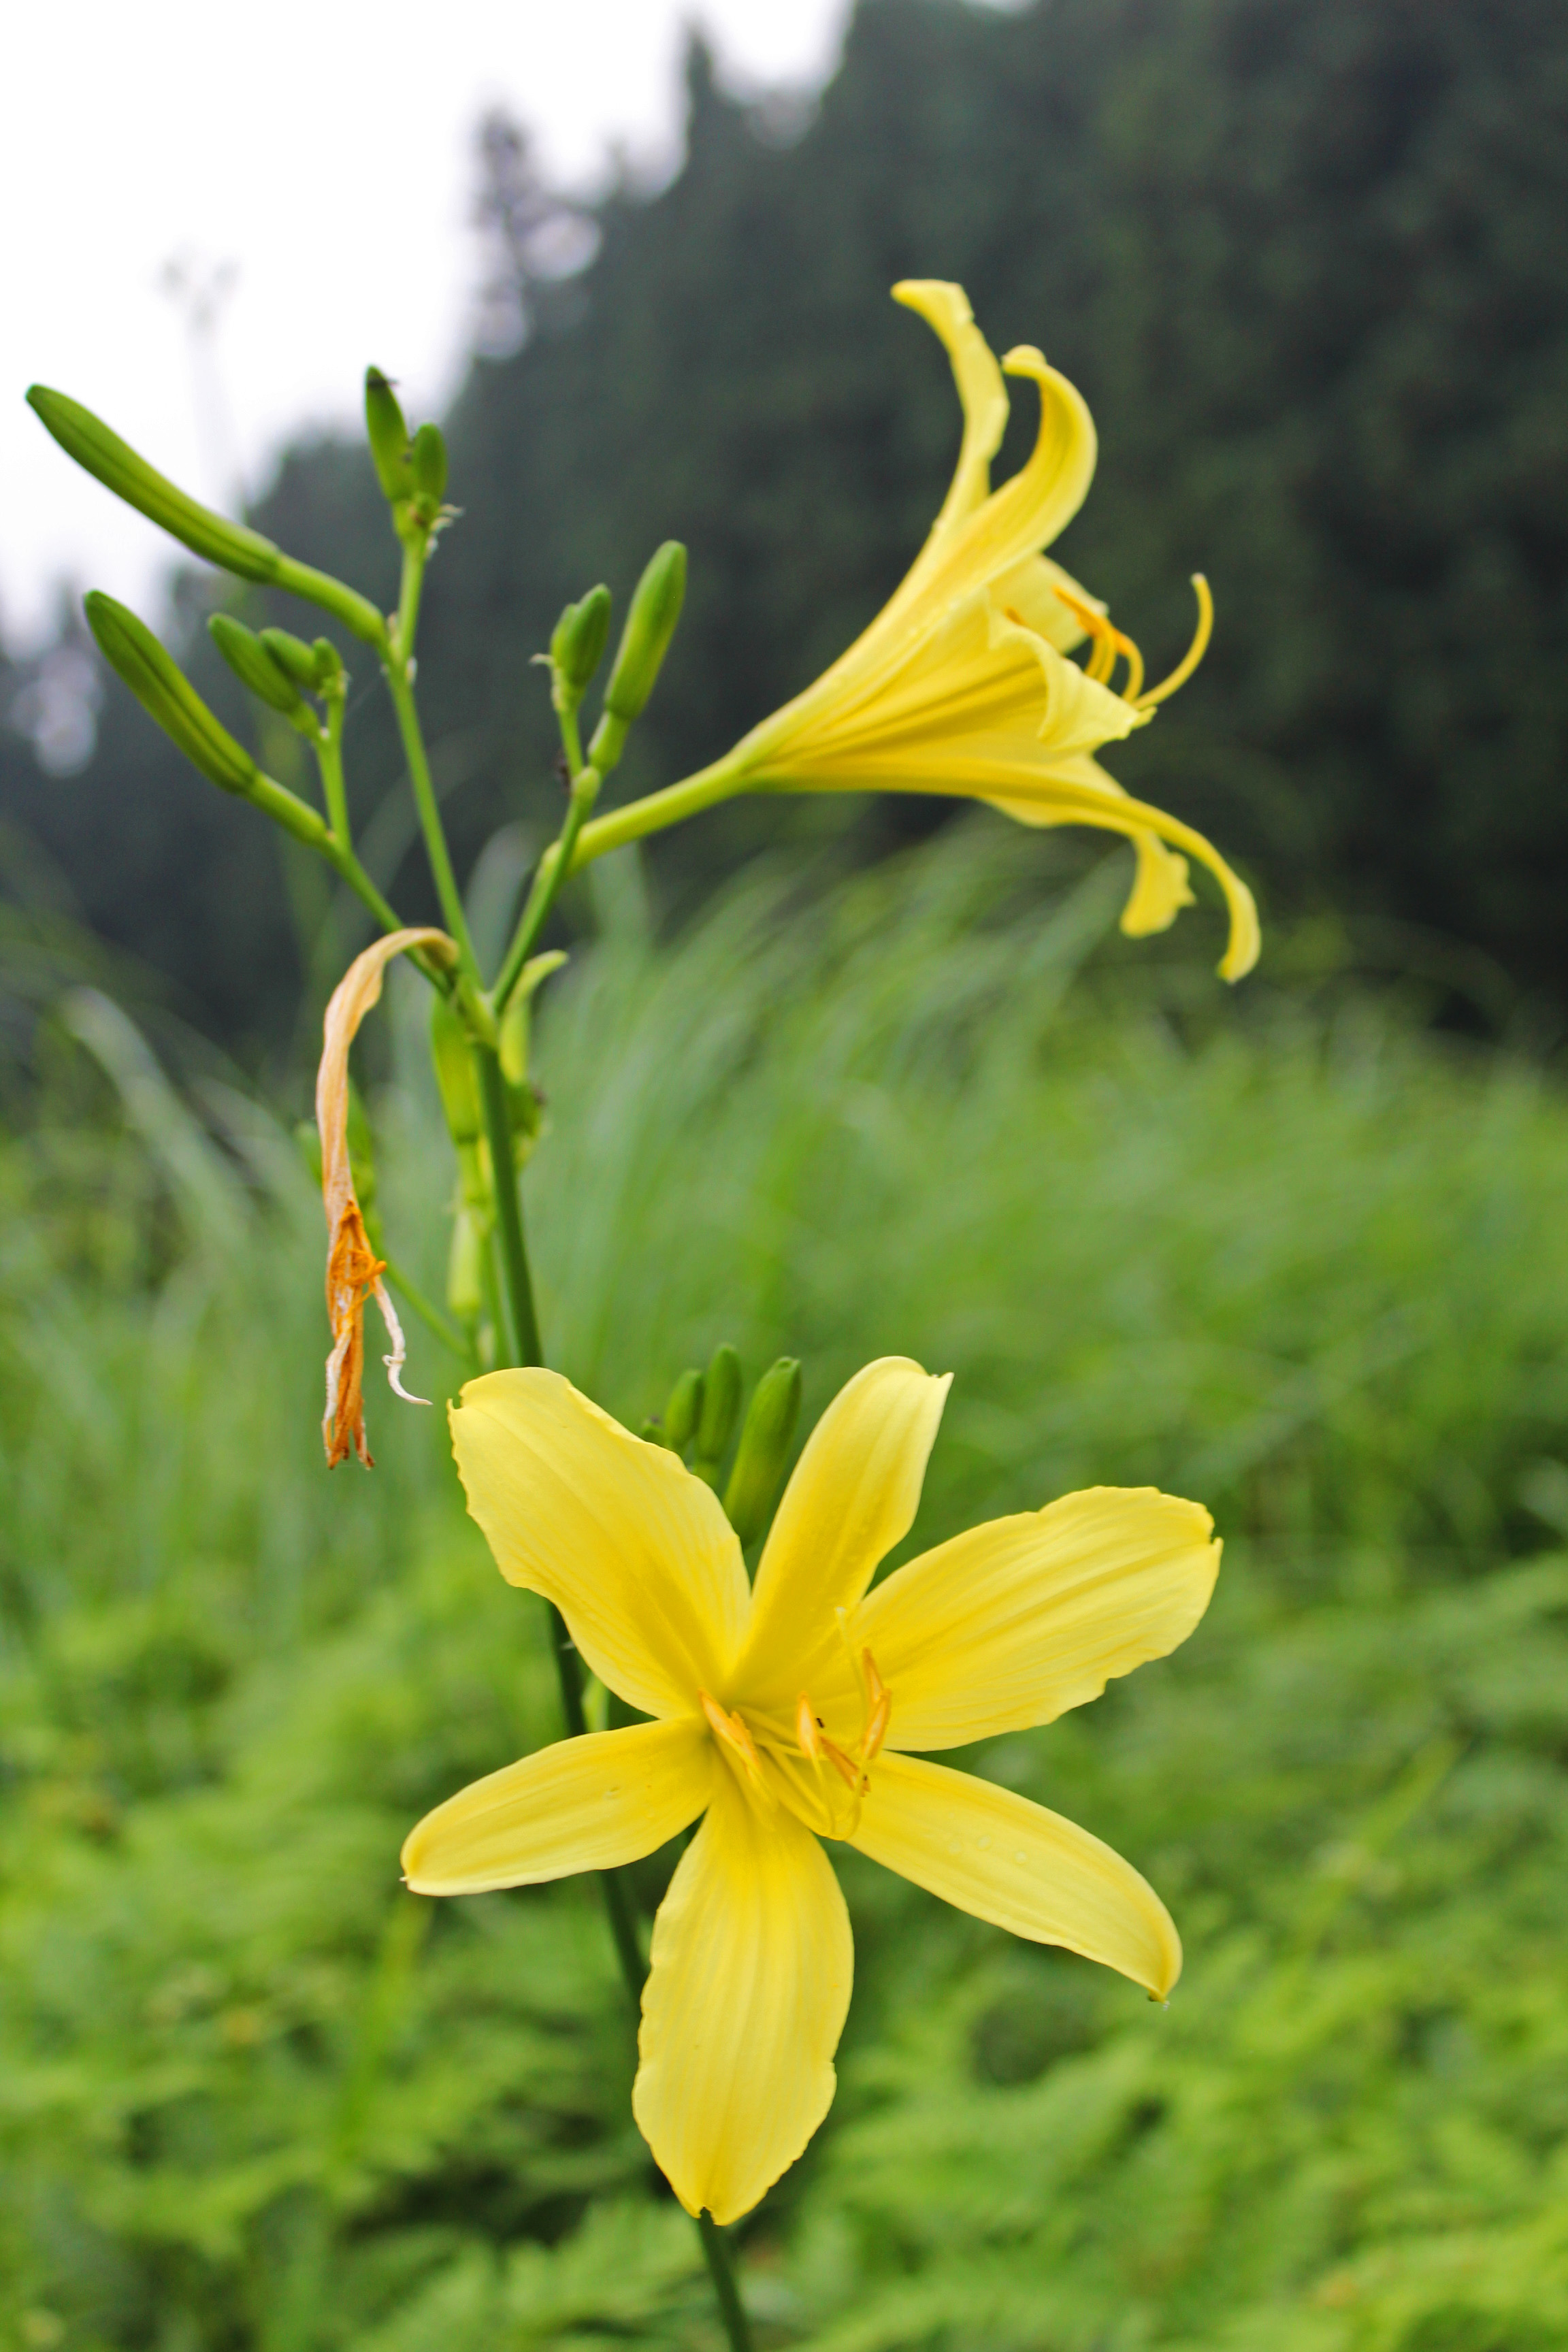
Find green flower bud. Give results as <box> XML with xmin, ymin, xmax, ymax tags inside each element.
<box><xmin>549</xmin><ymin>585</ymin><xmax>612</xmax><ymax>711</ymax></box>
<box><xmin>411</xmin><ymin>421</ymin><xmax>448</xmax><ymax>503</ymax></box>
<box><xmin>311</xmin><ymin>638</ymin><xmax>346</xmax><ymax>691</ymax></box>
<box><xmin>364</xmin><ymin>368</ymin><xmax>412</xmax><ymax>503</ymax></box>
<box><xmin>664</xmin><ymin>1367</ymin><xmax>705</xmax><ymax>1454</ymax></box>
<box><xmin>429</xmin><ymin>993</ymin><xmax>483</xmax><ymax>1147</ymax></box>
<box><xmin>640</xmin><ymin>1418</ymin><xmax>672</xmax><ymax>1448</ymax></box>
<box><xmin>446</xmin><ymin>1206</ymin><xmax>485</xmax><ymax>1325</ymax></box>
<box><xmin>257</xmin><ymin>627</ymin><xmax>318</xmax><ymax>687</ymax></box>
<box><xmin>723</xmin><ymin>1358</ymin><xmax>803</xmax><ymax>1546</ymax></box>
<box><xmin>208</xmin><ymin>613</ymin><xmax>314</xmax><ymax>728</ymax></box>
<box><xmin>587</xmin><ymin>541</ymin><xmax>686</xmax><ymax>773</ymax></box>
<box><xmin>85</xmin><ymin>591</ymin><xmax>258</xmax><ymax>796</ymax></box>
<box><xmin>692</xmin><ymin>1341</ymin><xmax>742</xmax><ymax>1479</ymax></box>
<box><xmin>27</xmin><ymin>387</ymin><xmax>282</xmax><ymax>585</ymax></box>
<box><xmin>499</xmin><ymin>950</ymin><xmax>568</xmax><ymax>1085</ymax></box>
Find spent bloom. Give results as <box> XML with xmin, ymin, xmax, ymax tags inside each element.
<box><xmin>404</xmin><ymin>1357</ymin><xmax>1220</xmax><ymax>2222</ymax></box>
<box><xmin>316</xmin><ymin>928</ymin><xmax>449</xmax><ymax>1465</ymax></box>
<box><xmin>686</xmin><ymin>282</ymin><xmax>1258</xmax><ymax>979</ymax></box>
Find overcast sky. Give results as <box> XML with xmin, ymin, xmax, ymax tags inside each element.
<box><xmin>3</xmin><ymin>0</ymin><xmax>853</xmax><ymax>648</ymax></box>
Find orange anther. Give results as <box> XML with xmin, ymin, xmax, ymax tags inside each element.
<box><xmin>819</xmin><ymin>1734</ymin><xmax>862</xmax><ymax>1793</ymax></box>
<box><xmin>796</xmin><ymin>1693</ymin><xmax>824</xmax><ymax>1762</ymax></box>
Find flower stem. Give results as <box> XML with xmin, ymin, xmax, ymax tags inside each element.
<box><xmin>317</xmin><ymin>699</ymin><xmax>351</xmax><ymax>851</ymax></box>
<box><xmin>382</xmin><ymin>617</ymin><xmax>479</xmax><ymax>981</ymax></box>
<box><xmin>493</xmin><ymin>762</ymin><xmax>601</xmax><ymax>1012</ymax></box>
<box><xmin>698</xmin><ymin>2212</ymin><xmax>756</xmax><ymax>2352</ymax></box>
<box><xmin>473</xmin><ymin>1042</ymin><xmax>542</xmax><ymax>1369</ymax></box>
<box><xmin>566</xmin><ymin>750</ymin><xmax>752</xmax><ymax>875</ymax></box>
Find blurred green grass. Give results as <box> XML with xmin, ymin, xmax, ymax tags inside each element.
<box><xmin>2</xmin><ymin>823</ymin><xmax>1566</xmax><ymax>2350</ymax></box>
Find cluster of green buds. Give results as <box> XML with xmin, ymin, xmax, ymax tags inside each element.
<box><xmin>644</xmin><ymin>1345</ymin><xmax>804</xmax><ymax>1549</ymax></box>
<box><xmin>544</xmin><ymin>542</ymin><xmax>686</xmax><ymax>785</ymax></box>
<box><xmin>209</xmin><ymin>617</ymin><xmax>345</xmax><ymax>740</ymax></box>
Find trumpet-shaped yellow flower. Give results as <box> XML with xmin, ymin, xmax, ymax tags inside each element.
<box><xmin>576</xmin><ymin>284</ymin><xmax>1258</xmax><ymax>981</ymax></box>
<box><xmin>404</xmin><ymin>1357</ymin><xmax>1221</xmax><ymax>2222</ymax></box>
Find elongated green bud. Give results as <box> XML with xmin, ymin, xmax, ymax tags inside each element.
<box><xmin>266</xmin><ymin>631</ymin><xmax>345</xmax><ymax>695</ymax></box>
<box><xmin>29</xmin><ymin>386</ymin><xmax>281</xmax><ymax>583</ymax></box>
<box><xmin>85</xmin><ymin>591</ymin><xmax>257</xmax><ymax>794</ymax></box>
<box><xmin>446</xmin><ymin>1206</ymin><xmax>485</xmax><ymax>1324</ymax></box>
<box><xmin>589</xmin><ymin>541</ymin><xmax>686</xmax><ymax>773</ymax></box>
<box><xmin>692</xmin><ymin>1341</ymin><xmax>742</xmax><ymax>1479</ymax></box>
<box><xmin>723</xmin><ymin>1358</ymin><xmax>802</xmax><ymax>1546</ymax></box>
<box><xmin>549</xmin><ymin>585</ymin><xmax>612</xmax><ymax>713</ymax></box>
<box><xmin>208</xmin><ymin>613</ymin><xmax>314</xmax><ymax>727</ymax></box>
<box><xmin>257</xmin><ymin>627</ymin><xmax>317</xmax><ymax>687</ymax></box>
<box><xmin>365</xmin><ymin>368</ymin><xmax>412</xmax><ymax>502</ymax></box>
<box><xmin>429</xmin><ymin>993</ymin><xmax>482</xmax><ymax>1147</ymax></box>
<box><xmin>664</xmin><ymin>1367</ymin><xmax>705</xmax><ymax>1454</ymax></box>
<box><xmin>411</xmin><ymin>421</ymin><xmax>447</xmax><ymax>503</ymax></box>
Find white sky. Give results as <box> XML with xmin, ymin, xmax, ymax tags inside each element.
<box><xmin>2</xmin><ymin>0</ymin><xmax>852</xmax><ymax>649</ymax></box>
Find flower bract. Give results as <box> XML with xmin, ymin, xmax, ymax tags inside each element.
<box><xmin>721</xmin><ymin>282</ymin><xmax>1259</xmax><ymax>981</ymax></box>
<box><xmin>404</xmin><ymin>1357</ymin><xmax>1221</xmax><ymax>2222</ymax></box>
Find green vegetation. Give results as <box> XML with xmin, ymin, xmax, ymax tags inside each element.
<box><xmin>3</xmin><ymin>824</ymin><xmax>1566</xmax><ymax>2347</ymax></box>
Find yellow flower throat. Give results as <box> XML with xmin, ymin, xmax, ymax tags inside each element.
<box><xmin>700</xmin><ymin>1635</ymin><xmax>893</xmax><ymax>1842</ymax></box>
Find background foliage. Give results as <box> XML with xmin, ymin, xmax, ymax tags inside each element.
<box><xmin>3</xmin><ymin>0</ymin><xmax>1567</xmax><ymax>1050</ymax></box>
<box><xmin>3</xmin><ymin>829</ymin><xmax>1567</xmax><ymax>2349</ymax></box>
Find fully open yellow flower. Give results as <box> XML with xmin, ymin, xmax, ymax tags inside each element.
<box><xmin>404</xmin><ymin>1357</ymin><xmax>1220</xmax><ymax>2222</ymax></box>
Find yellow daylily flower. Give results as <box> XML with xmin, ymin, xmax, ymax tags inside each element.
<box><xmin>404</xmin><ymin>1357</ymin><xmax>1221</xmax><ymax>2223</ymax></box>
<box><xmin>572</xmin><ymin>283</ymin><xmax>1258</xmax><ymax>981</ymax></box>
<box><xmin>742</xmin><ymin>282</ymin><xmax>1257</xmax><ymax>978</ymax></box>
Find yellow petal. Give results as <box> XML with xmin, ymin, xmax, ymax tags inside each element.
<box><xmin>633</xmin><ymin>1765</ymin><xmax>853</xmax><ymax>2223</ymax></box>
<box><xmin>852</xmin><ymin>1486</ymin><xmax>1220</xmax><ymax>1749</ymax></box>
<box><xmin>851</xmin><ymin>1752</ymin><xmax>1181</xmax><ymax>1998</ymax></box>
<box><xmin>451</xmin><ymin>1369</ymin><xmax>751</xmax><ymax>1720</ymax></box>
<box><xmin>740</xmin><ymin>1357</ymin><xmax>951</xmax><ymax>1694</ymax></box>
<box><xmin>402</xmin><ymin>1718</ymin><xmax>713</xmax><ymax>1895</ymax></box>
<box><xmin>1120</xmin><ymin>833</ymin><xmax>1196</xmax><ymax>937</ymax></box>
<box><xmin>891</xmin><ymin>280</ymin><xmax>1009</xmax><ymax>550</ymax></box>
<box><xmin>911</xmin><ymin>345</ymin><xmax>1096</xmax><ymax>612</ymax></box>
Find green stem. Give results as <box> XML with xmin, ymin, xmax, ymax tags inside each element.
<box><xmin>318</xmin><ymin>700</ymin><xmax>350</xmax><ymax>851</ymax></box>
<box><xmin>474</xmin><ymin>1042</ymin><xmax>542</xmax><ymax>1369</ymax></box>
<box><xmin>383</xmin><ymin>657</ymin><xmax>480</xmax><ymax>981</ymax></box>
<box><xmin>566</xmin><ymin>750</ymin><xmax>753</xmax><ymax>876</ymax></box>
<box><xmin>698</xmin><ymin>2212</ymin><xmax>756</xmax><ymax>2352</ymax></box>
<box><xmin>395</xmin><ymin>534</ymin><xmax>427</xmax><ymax>665</ymax></box>
<box><xmin>271</xmin><ymin>552</ymin><xmax>387</xmax><ymax>650</ymax></box>
<box><xmin>493</xmin><ymin>764</ymin><xmax>601</xmax><ymax>1011</ymax></box>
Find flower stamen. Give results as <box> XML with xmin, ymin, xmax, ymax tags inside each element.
<box><xmin>1049</xmin><ymin>587</ymin><xmax>1146</xmax><ymax>702</ymax></box>
<box><xmin>1134</xmin><ymin>574</ymin><xmax>1213</xmax><ymax>709</ymax></box>
<box><xmin>861</xmin><ymin>1648</ymin><xmax>892</xmax><ymax>1767</ymax></box>
<box><xmin>700</xmin><ymin>1690</ymin><xmax>775</xmax><ymax>1808</ymax></box>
